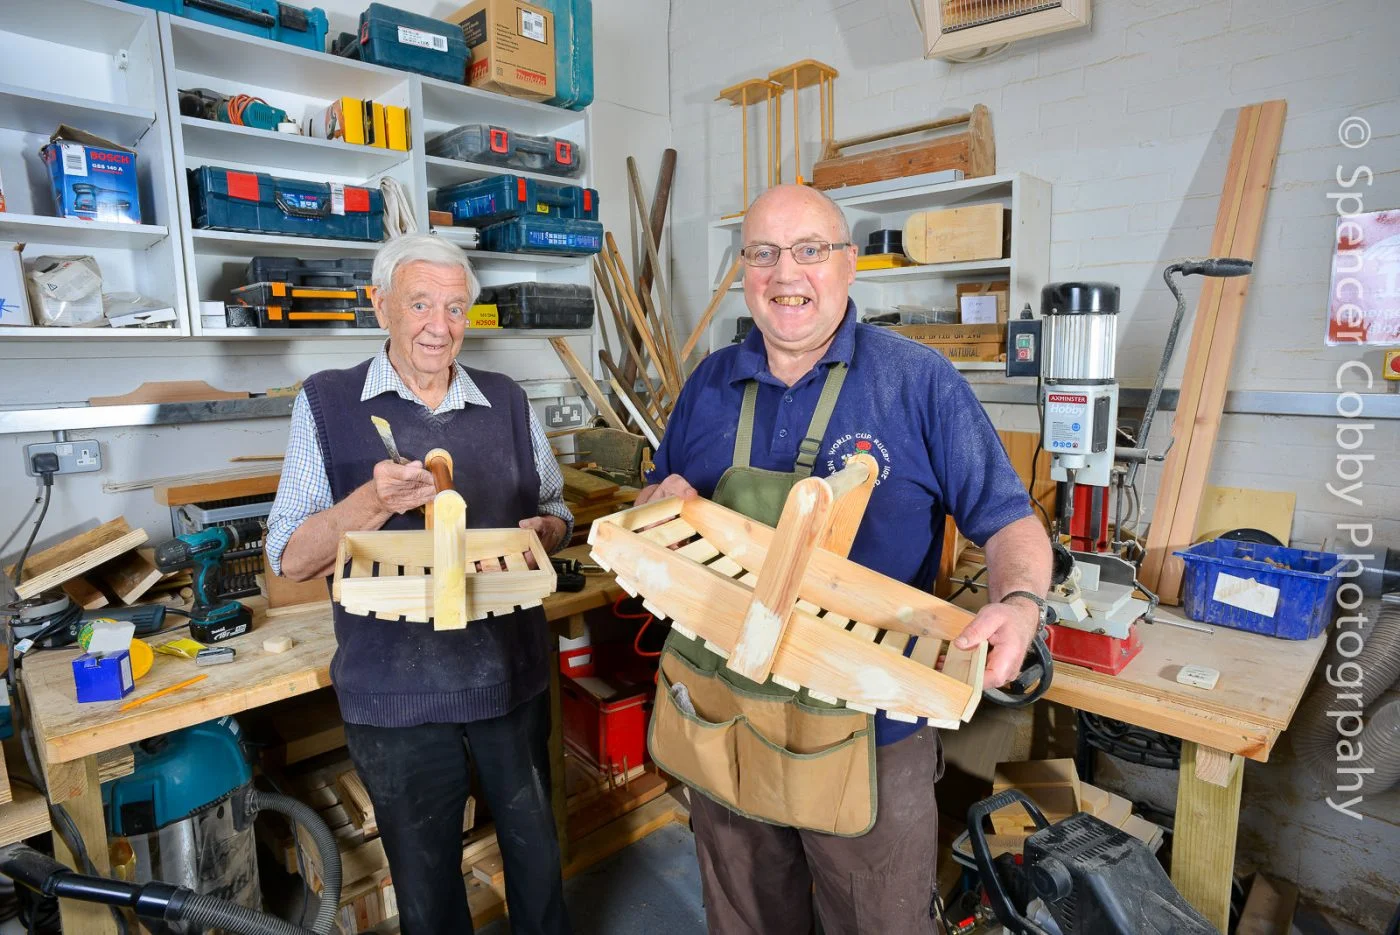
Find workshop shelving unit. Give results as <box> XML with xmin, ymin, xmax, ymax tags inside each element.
<box><xmin>705</xmin><ymin>173</ymin><xmax>1050</xmax><ymax>369</ymax></box>
<box><xmin>160</xmin><ymin>14</ymin><xmax>595</xmax><ymax>344</ymax></box>
<box><xmin>0</xmin><ymin>0</ymin><xmax>187</xmax><ymax>338</ymax></box>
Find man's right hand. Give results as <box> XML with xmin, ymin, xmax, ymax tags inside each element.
<box><xmin>636</xmin><ymin>473</ymin><xmax>698</xmax><ymax>506</ymax></box>
<box><xmin>372</xmin><ymin>459</ymin><xmax>436</xmax><ymax>514</ymax></box>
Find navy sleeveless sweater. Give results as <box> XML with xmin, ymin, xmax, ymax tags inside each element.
<box><xmin>304</xmin><ymin>360</ymin><xmax>550</xmax><ymax>727</ymax></box>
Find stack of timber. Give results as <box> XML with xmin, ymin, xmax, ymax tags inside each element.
<box><xmin>5</xmin><ymin>517</ymin><xmax>155</xmax><ymax>607</ymax></box>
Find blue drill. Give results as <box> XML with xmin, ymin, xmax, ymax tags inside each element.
<box><xmin>153</xmin><ymin>519</ymin><xmax>263</xmax><ymax>643</ymax></box>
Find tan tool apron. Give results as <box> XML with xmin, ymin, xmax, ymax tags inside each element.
<box><xmin>647</xmin><ymin>364</ymin><xmax>879</xmax><ymax>836</ymax></box>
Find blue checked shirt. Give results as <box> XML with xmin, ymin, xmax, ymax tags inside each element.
<box><xmin>266</xmin><ymin>344</ymin><xmax>572</xmax><ymax>575</ymax></box>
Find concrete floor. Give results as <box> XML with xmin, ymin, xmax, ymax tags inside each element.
<box><xmin>477</xmin><ymin>823</ymin><xmax>707</xmax><ymax>935</ymax></box>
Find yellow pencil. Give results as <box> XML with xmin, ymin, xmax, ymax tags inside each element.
<box><xmin>119</xmin><ymin>674</ymin><xmax>207</xmax><ymax>712</ymax></box>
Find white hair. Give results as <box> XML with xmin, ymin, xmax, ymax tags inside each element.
<box><xmin>372</xmin><ymin>233</ymin><xmax>481</xmax><ymax>303</ymax></box>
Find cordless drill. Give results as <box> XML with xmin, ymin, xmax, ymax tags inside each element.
<box><xmin>154</xmin><ymin>519</ymin><xmax>263</xmax><ymax>643</ymax></box>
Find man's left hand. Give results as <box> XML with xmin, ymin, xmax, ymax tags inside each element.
<box><xmin>953</xmin><ymin>599</ymin><xmax>1040</xmax><ymax>688</ymax></box>
<box><xmin>520</xmin><ymin>515</ymin><xmax>567</xmax><ymax>561</ymax></box>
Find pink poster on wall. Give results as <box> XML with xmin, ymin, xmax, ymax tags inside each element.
<box><xmin>1327</xmin><ymin>210</ymin><xmax>1400</xmax><ymax>346</ymax></box>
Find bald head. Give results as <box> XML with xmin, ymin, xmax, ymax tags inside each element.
<box><xmin>742</xmin><ymin>184</ymin><xmax>851</xmax><ymax>245</ymax></box>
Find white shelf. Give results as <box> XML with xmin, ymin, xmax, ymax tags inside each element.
<box><xmin>167</xmin><ymin>17</ymin><xmax>408</xmax><ymax>100</ymax></box>
<box><xmin>419</xmin><ymin>77</ymin><xmax>582</xmax><ymax>136</ymax></box>
<box><xmin>0</xmin><ymin>82</ymin><xmax>156</xmax><ymax>147</ymax></box>
<box><xmin>0</xmin><ymin>214</ymin><xmax>169</xmax><ymax>249</ymax></box>
<box><xmin>192</xmin><ymin>229</ymin><xmax>384</xmax><ymax>257</ymax></box>
<box><xmin>180</xmin><ymin>118</ymin><xmax>410</xmax><ymax>177</ymax></box>
<box><xmin>951</xmin><ymin>361</ymin><xmax>1007</xmax><ymax>371</ymax></box>
<box><xmin>425</xmin><ymin>156</ymin><xmax>581</xmax><ymax>190</ymax></box>
<box><xmin>205</xmin><ymin>327</ymin><xmax>591</xmax><ymax>340</ymax></box>
<box><xmin>0</xmin><ymin>325</ymin><xmax>180</xmax><ymax>338</ymax></box>
<box><xmin>856</xmin><ymin>259</ymin><xmax>1011</xmax><ymax>282</ymax></box>
<box><xmin>709</xmin><ymin>175</ymin><xmax>1019</xmax><ymax>230</ymax></box>
<box><xmin>429</xmin><ymin>229</ymin><xmax>591</xmax><ymax>267</ymax></box>
<box><xmin>0</xmin><ymin>0</ymin><xmax>149</xmax><ymax>56</ymax></box>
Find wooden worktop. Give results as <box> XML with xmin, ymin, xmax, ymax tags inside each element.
<box><xmin>23</xmin><ymin>546</ymin><xmax>621</xmax><ymax>766</ymax></box>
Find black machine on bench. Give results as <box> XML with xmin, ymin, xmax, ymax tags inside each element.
<box><xmin>967</xmin><ymin>790</ymin><xmax>1214</xmax><ymax>935</ymax></box>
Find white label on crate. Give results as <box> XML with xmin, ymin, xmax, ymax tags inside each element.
<box><xmin>1212</xmin><ymin>572</ymin><xmax>1279</xmax><ymax>618</ymax></box>
<box><xmin>60</xmin><ymin>143</ymin><xmax>88</xmax><ymax>177</ymax></box>
<box><xmin>519</xmin><ymin>9</ymin><xmax>546</xmax><ymax>42</ymax></box>
<box><xmin>397</xmin><ymin>25</ymin><xmax>448</xmax><ymax>51</ymax></box>
<box><xmin>330</xmin><ymin>182</ymin><xmax>346</xmax><ymax>216</ymax></box>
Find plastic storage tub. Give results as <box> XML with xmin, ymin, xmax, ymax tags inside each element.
<box><xmin>425</xmin><ymin>125</ymin><xmax>583</xmax><ymax>178</ymax></box>
<box><xmin>120</xmin><ymin>0</ymin><xmax>328</xmax><ymax>51</ymax></box>
<box><xmin>189</xmin><ymin>167</ymin><xmax>384</xmax><ymax>241</ymax></box>
<box><xmin>334</xmin><ymin>4</ymin><xmax>469</xmax><ymax>82</ymax></box>
<box><xmin>537</xmin><ymin>0</ymin><xmax>593</xmax><ymax>110</ymax></box>
<box><xmin>434</xmin><ymin>175</ymin><xmax>597</xmax><ymax>224</ymax></box>
<box><xmin>1174</xmin><ymin>539</ymin><xmax>1346</xmax><ymax>639</ymax></box>
<box><xmin>480</xmin><ymin>282</ymin><xmax>593</xmax><ymax>328</ymax></box>
<box><xmin>245</xmin><ymin>256</ymin><xmax>373</xmax><ymax>287</ymax></box>
<box><xmin>480</xmin><ymin>216</ymin><xmax>602</xmax><ymax>256</ymax></box>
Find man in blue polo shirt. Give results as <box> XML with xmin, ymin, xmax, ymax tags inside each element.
<box><xmin>639</xmin><ymin>184</ymin><xmax>1051</xmax><ymax>933</ymax></box>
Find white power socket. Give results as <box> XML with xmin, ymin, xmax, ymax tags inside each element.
<box><xmin>24</xmin><ymin>440</ymin><xmax>102</xmax><ymax>476</ymax></box>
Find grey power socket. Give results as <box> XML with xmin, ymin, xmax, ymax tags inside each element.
<box><xmin>544</xmin><ymin>402</ymin><xmax>584</xmax><ymax>429</ymax></box>
<box><xmin>25</xmin><ymin>440</ymin><xmax>102</xmax><ymax>476</ymax></box>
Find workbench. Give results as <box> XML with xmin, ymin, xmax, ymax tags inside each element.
<box><xmin>1043</xmin><ymin>612</ymin><xmax>1328</xmax><ymax>931</ymax></box>
<box><xmin>19</xmin><ymin>545</ymin><xmax>621</xmax><ymax>935</ymax></box>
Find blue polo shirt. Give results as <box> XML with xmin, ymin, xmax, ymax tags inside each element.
<box><xmin>650</xmin><ymin>301</ymin><xmax>1033</xmax><ymax>745</ymax></box>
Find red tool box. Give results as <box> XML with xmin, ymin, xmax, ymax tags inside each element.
<box><xmin>561</xmin><ymin>673</ymin><xmax>652</xmax><ymax>779</ymax></box>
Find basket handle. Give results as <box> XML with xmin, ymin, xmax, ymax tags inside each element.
<box><xmin>424</xmin><ymin>449</ymin><xmax>455</xmax><ymax>529</ymax></box>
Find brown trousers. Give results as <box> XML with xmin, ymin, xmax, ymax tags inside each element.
<box><xmin>689</xmin><ymin>726</ymin><xmax>944</xmax><ymax>935</ymax></box>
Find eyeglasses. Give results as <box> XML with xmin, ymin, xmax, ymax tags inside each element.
<box><xmin>739</xmin><ymin>241</ymin><xmax>852</xmax><ymax>268</ymax></box>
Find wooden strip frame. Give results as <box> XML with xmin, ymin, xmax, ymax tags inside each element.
<box><xmin>9</xmin><ymin>518</ymin><xmax>149</xmax><ymax>600</ymax></box>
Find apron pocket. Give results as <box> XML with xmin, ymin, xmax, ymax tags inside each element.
<box><xmin>650</xmin><ymin>665</ymin><xmax>740</xmax><ymax>805</ymax></box>
<box><xmin>735</xmin><ymin>719</ymin><xmax>874</xmax><ymax>836</ymax></box>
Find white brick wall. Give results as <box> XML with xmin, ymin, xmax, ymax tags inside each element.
<box><xmin>669</xmin><ymin>2</ymin><xmax>1400</xmax><ymax>925</ymax></box>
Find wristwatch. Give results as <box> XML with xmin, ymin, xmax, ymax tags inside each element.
<box><xmin>1000</xmin><ymin>590</ymin><xmax>1049</xmax><ymax>632</ymax></box>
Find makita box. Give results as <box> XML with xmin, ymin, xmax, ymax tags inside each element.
<box><xmin>41</xmin><ymin>126</ymin><xmax>142</xmax><ymax>224</ymax></box>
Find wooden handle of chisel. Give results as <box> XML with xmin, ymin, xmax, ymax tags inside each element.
<box><xmin>424</xmin><ymin>449</ymin><xmax>455</xmax><ymax>529</ymax></box>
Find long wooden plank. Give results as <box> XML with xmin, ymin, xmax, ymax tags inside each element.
<box><xmin>1142</xmin><ymin>100</ymin><xmax>1286</xmax><ymax>601</ymax></box>
<box><xmin>89</xmin><ymin>380</ymin><xmax>247</xmax><ymax>406</ymax></box>
<box><xmin>1173</xmin><ymin>743</ymin><xmax>1245</xmax><ymax>931</ymax></box>
<box><xmin>590</xmin><ymin>521</ymin><xmax>976</xmax><ymax>721</ymax></box>
<box><xmin>549</xmin><ymin>337</ymin><xmax>629</xmax><ymax>432</ymax></box>
<box><xmin>153</xmin><ymin>471</ymin><xmax>281</xmax><ymax>506</ymax></box>
<box><xmin>8</xmin><ymin>518</ymin><xmax>149</xmax><ymax>600</ymax></box>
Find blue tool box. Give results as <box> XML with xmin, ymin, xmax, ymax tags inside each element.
<box><xmin>426</xmin><ymin>125</ymin><xmax>583</xmax><ymax>178</ymax></box>
<box><xmin>118</xmin><ymin>0</ymin><xmax>328</xmax><ymax>51</ymax></box>
<box><xmin>189</xmin><ymin>167</ymin><xmax>384</xmax><ymax>241</ymax></box>
<box><xmin>537</xmin><ymin>0</ymin><xmax>593</xmax><ymax>110</ymax></box>
<box><xmin>1174</xmin><ymin>539</ymin><xmax>1346</xmax><ymax>640</ymax></box>
<box><xmin>434</xmin><ymin>174</ymin><xmax>597</xmax><ymax>225</ymax></box>
<box><xmin>480</xmin><ymin>216</ymin><xmax>602</xmax><ymax>256</ymax></box>
<box><xmin>332</xmin><ymin>4</ymin><xmax>470</xmax><ymax>82</ymax></box>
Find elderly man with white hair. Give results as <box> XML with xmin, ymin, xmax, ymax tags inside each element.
<box><xmin>266</xmin><ymin>233</ymin><xmax>573</xmax><ymax>935</ymax></box>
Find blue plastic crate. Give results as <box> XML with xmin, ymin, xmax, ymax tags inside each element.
<box><xmin>1174</xmin><ymin>539</ymin><xmax>1346</xmax><ymax>639</ymax></box>
<box><xmin>189</xmin><ymin>167</ymin><xmax>384</xmax><ymax>242</ymax></box>
<box><xmin>480</xmin><ymin>216</ymin><xmax>602</xmax><ymax>256</ymax></box>
<box><xmin>118</xmin><ymin>0</ymin><xmax>328</xmax><ymax>51</ymax></box>
<box><xmin>335</xmin><ymin>4</ymin><xmax>470</xmax><ymax>82</ymax></box>
<box><xmin>434</xmin><ymin>174</ymin><xmax>597</xmax><ymax>224</ymax></box>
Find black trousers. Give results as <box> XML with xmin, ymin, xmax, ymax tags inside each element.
<box><xmin>342</xmin><ymin>691</ymin><xmax>571</xmax><ymax>935</ymax></box>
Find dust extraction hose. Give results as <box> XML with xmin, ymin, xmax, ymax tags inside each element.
<box><xmin>1292</xmin><ymin>598</ymin><xmax>1400</xmax><ymax>790</ymax></box>
<box><xmin>247</xmin><ymin>789</ymin><xmax>341</xmax><ymax>935</ymax></box>
<box><xmin>1349</xmin><ymin>699</ymin><xmax>1400</xmax><ymax>793</ymax></box>
<box><xmin>176</xmin><ymin>894</ymin><xmax>315</xmax><ymax>935</ymax></box>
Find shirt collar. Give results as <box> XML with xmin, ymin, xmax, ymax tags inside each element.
<box><xmin>729</xmin><ymin>298</ymin><xmax>858</xmax><ymax>386</ymax></box>
<box><xmin>361</xmin><ymin>341</ymin><xmax>491</xmax><ymax>412</ymax></box>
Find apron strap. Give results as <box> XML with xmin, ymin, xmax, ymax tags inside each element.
<box><xmin>794</xmin><ymin>363</ymin><xmax>848</xmax><ymax>478</ymax></box>
<box><xmin>732</xmin><ymin>363</ymin><xmax>849</xmax><ymax>476</ymax></box>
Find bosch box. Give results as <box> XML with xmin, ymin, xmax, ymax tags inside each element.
<box><xmin>434</xmin><ymin>174</ymin><xmax>597</xmax><ymax>224</ymax></box>
<box><xmin>41</xmin><ymin>127</ymin><xmax>142</xmax><ymax>224</ymax></box>
<box><xmin>333</xmin><ymin>4</ymin><xmax>470</xmax><ymax>82</ymax></box>
<box><xmin>189</xmin><ymin>167</ymin><xmax>384</xmax><ymax>241</ymax></box>
<box><xmin>117</xmin><ymin>0</ymin><xmax>328</xmax><ymax>51</ymax></box>
<box><xmin>426</xmin><ymin>124</ymin><xmax>583</xmax><ymax>178</ymax></box>
<box><xmin>480</xmin><ymin>215</ymin><xmax>601</xmax><ymax>256</ymax></box>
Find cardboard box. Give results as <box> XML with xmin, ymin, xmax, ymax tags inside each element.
<box><xmin>891</xmin><ymin>323</ymin><xmax>1008</xmax><ymax>362</ymax></box>
<box><xmin>903</xmin><ymin>204</ymin><xmax>1007</xmax><ymax>264</ymax></box>
<box><xmin>0</xmin><ymin>243</ymin><xmax>30</xmax><ymax>326</ymax></box>
<box><xmin>41</xmin><ymin>126</ymin><xmax>142</xmax><ymax>225</ymax></box>
<box><xmin>957</xmin><ymin>279</ymin><xmax>1010</xmax><ymax>322</ymax></box>
<box><xmin>72</xmin><ymin>650</ymin><xmax>134</xmax><ymax>703</ymax></box>
<box><xmin>451</xmin><ymin>0</ymin><xmax>556</xmax><ymax>102</ymax></box>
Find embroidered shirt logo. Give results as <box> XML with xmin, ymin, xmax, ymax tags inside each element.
<box><xmin>825</xmin><ymin>432</ymin><xmax>892</xmax><ymax>484</ymax></box>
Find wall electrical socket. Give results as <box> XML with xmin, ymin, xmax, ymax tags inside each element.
<box><xmin>24</xmin><ymin>440</ymin><xmax>102</xmax><ymax>476</ymax></box>
<box><xmin>545</xmin><ymin>401</ymin><xmax>584</xmax><ymax>429</ymax></box>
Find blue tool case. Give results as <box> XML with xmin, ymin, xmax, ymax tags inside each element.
<box><xmin>332</xmin><ymin>4</ymin><xmax>470</xmax><ymax>82</ymax></box>
<box><xmin>426</xmin><ymin>125</ymin><xmax>584</xmax><ymax>178</ymax></box>
<box><xmin>434</xmin><ymin>174</ymin><xmax>597</xmax><ymax>224</ymax></box>
<box><xmin>480</xmin><ymin>216</ymin><xmax>602</xmax><ymax>256</ymax></box>
<box><xmin>118</xmin><ymin>0</ymin><xmax>328</xmax><ymax>51</ymax></box>
<box><xmin>189</xmin><ymin>167</ymin><xmax>385</xmax><ymax>241</ymax></box>
<box><xmin>537</xmin><ymin>0</ymin><xmax>593</xmax><ymax>110</ymax></box>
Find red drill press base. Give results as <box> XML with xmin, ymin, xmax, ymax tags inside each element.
<box><xmin>1045</xmin><ymin>622</ymin><xmax>1143</xmax><ymax>675</ymax></box>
